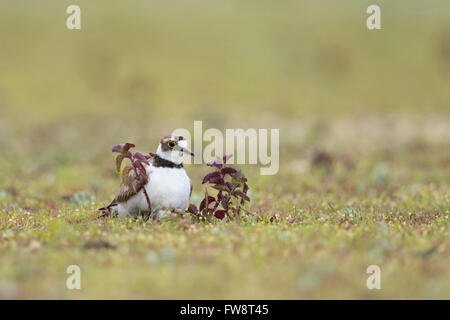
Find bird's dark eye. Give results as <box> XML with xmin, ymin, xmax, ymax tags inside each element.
<box><xmin>168</xmin><ymin>141</ymin><xmax>176</xmax><ymax>148</ymax></box>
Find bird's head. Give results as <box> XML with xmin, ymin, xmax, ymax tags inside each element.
<box><xmin>156</xmin><ymin>135</ymin><xmax>194</xmax><ymax>165</ymax></box>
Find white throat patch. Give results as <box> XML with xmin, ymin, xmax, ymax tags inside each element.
<box><xmin>156</xmin><ymin>144</ymin><xmax>184</xmax><ymax>165</ymax></box>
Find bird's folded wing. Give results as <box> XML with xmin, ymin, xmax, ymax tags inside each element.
<box><xmin>114</xmin><ymin>165</ymin><xmax>148</xmax><ymax>203</ymax></box>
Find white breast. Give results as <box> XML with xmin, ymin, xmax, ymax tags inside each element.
<box><xmin>146</xmin><ymin>166</ymin><xmax>191</xmax><ymax>209</ymax></box>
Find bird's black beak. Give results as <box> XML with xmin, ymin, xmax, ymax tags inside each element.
<box><xmin>181</xmin><ymin>147</ymin><xmax>194</xmax><ymax>157</ymax></box>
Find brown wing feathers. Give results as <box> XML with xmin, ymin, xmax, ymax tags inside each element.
<box><xmin>98</xmin><ymin>165</ymin><xmax>147</xmax><ymax>212</ymax></box>
<box><xmin>114</xmin><ymin>165</ymin><xmax>148</xmax><ymax>203</ymax></box>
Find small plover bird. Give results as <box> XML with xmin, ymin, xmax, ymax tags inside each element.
<box><xmin>100</xmin><ymin>135</ymin><xmax>194</xmax><ymax>219</ymax></box>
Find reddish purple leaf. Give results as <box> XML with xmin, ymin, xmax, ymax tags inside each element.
<box><xmin>111</xmin><ymin>145</ymin><xmax>123</xmax><ymax>153</ymax></box>
<box><xmin>214</xmin><ymin>210</ymin><xmax>226</xmax><ymax>219</ymax></box>
<box><xmin>206</xmin><ymin>158</ymin><xmax>223</xmax><ymax>169</ymax></box>
<box><xmin>199</xmin><ymin>196</ymin><xmax>216</xmax><ymax>211</ymax></box>
<box><xmin>202</xmin><ymin>171</ymin><xmax>222</xmax><ymax>184</ymax></box>
<box><xmin>187</xmin><ymin>204</ymin><xmax>199</xmax><ymax>214</ymax></box>
<box><xmin>221</xmin><ymin>167</ymin><xmax>237</xmax><ymax>176</ymax></box>
<box><xmin>233</xmin><ymin>190</ymin><xmax>250</xmax><ymax>202</ymax></box>
<box><xmin>124</xmin><ymin>151</ymin><xmax>133</xmax><ymax>159</ymax></box>
<box><xmin>123</xmin><ymin>143</ymin><xmax>135</xmax><ymax>151</ymax></box>
<box><xmin>134</xmin><ymin>152</ymin><xmax>150</xmax><ymax>165</ymax></box>
<box><xmin>208</xmin><ymin>176</ymin><xmax>225</xmax><ymax>185</ymax></box>
<box><xmin>133</xmin><ymin>161</ymin><xmax>147</xmax><ymax>177</ymax></box>
<box><xmin>111</xmin><ymin>143</ymin><xmax>135</xmax><ymax>153</ymax></box>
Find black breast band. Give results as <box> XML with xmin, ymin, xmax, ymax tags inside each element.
<box><xmin>152</xmin><ymin>155</ymin><xmax>184</xmax><ymax>168</ymax></box>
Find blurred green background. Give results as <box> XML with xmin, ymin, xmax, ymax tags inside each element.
<box><xmin>0</xmin><ymin>0</ymin><xmax>449</xmax><ymax>299</ymax></box>
<box><xmin>1</xmin><ymin>0</ymin><xmax>449</xmax><ymax>191</ymax></box>
<box><xmin>2</xmin><ymin>0</ymin><xmax>450</xmax><ymax>121</ymax></box>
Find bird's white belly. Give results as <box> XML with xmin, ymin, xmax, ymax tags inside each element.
<box><xmin>117</xmin><ymin>166</ymin><xmax>190</xmax><ymax>217</ymax></box>
<box><xmin>146</xmin><ymin>167</ymin><xmax>191</xmax><ymax>210</ymax></box>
